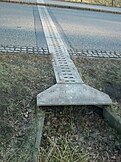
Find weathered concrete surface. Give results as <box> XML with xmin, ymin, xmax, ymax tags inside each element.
<box><xmin>33</xmin><ymin>111</ymin><xmax>45</xmax><ymax>162</ymax></box>
<box><xmin>37</xmin><ymin>5</ymin><xmax>112</xmax><ymax>107</ymax></box>
<box><xmin>37</xmin><ymin>83</ymin><xmax>112</xmax><ymax>106</ymax></box>
<box><xmin>103</xmin><ymin>108</ymin><xmax>121</xmax><ymax>134</ymax></box>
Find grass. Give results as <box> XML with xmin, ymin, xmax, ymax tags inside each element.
<box><xmin>0</xmin><ymin>53</ymin><xmax>90</xmax><ymax>162</ymax></box>
<box><xmin>39</xmin><ymin>106</ymin><xmax>121</xmax><ymax>161</ymax></box>
<box><xmin>73</xmin><ymin>57</ymin><xmax>121</xmax><ymax>117</ymax></box>
<box><xmin>0</xmin><ymin>53</ymin><xmax>54</xmax><ymax>162</ymax></box>
<box><xmin>108</xmin><ymin>102</ymin><xmax>121</xmax><ymax>117</ymax></box>
<box><xmin>39</xmin><ymin>135</ymin><xmax>89</xmax><ymax>162</ymax></box>
<box><xmin>39</xmin><ymin>107</ymin><xmax>90</xmax><ymax>162</ymax></box>
<box><xmin>0</xmin><ymin>53</ymin><xmax>121</xmax><ymax>161</ymax></box>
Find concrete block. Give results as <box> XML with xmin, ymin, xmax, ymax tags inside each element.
<box><xmin>37</xmin><ymin>83</ymin><xmax>112</xmax><ymax>106</ymax></box>
<box><xmin>103</xmin><ymin>108</ymin><xmax>121</xmax><ymax>134</ymax></box>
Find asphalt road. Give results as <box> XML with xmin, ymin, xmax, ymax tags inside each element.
<box><xmin>0</xmin><ymin>2</ymin><xmax>37</xmax><ymax>47</ymax></box>
<box><xmin>0</xmin><ymin>2</ymin><xmax>121</xmax><ymax>51</ymax></box>
<box><xmin>48</xmin><ymin>7</ymin><xmax>121</xmax><ymax>51</ymax></box>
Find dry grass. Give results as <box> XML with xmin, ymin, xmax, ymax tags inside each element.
<box><xmin>1</xmin><ymin>54</ymin><xmax>121</xmax><ymax>161</ymax></box>
<box><xmin>39</xmin><ymin>106</ymin><xmax>121</xmax><ymax>162</ymax></box>
<box><xmin>73</xmin><ymin>57</ymin><xmax>121</xmax><ymax>117</ymax></box>
<box><xmin>39</xmin><ymin>135</ymin><xmax>89</xmax><ymax>162</ymax></box>
<box><xmin>0</xmin><ymin>53</ymin><xmax>54</xmax><ymax>162</ymax></box>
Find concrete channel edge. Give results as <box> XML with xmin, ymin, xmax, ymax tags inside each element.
<box><xmin>103</xmin><ymin>107</ymin><xmax>121</xmax><ymax>134</ymax></box>
<box><xmin>33</xmin><ymin>111</ymin><xmax>45</xmax><ymax>162</ymax></box>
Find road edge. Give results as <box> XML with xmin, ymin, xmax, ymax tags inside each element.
<box><xmin>0</xmin><ymin>0</ymin><xmax>121</xmax><ymax>14</ymax></box>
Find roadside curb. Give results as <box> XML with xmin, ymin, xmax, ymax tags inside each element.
<box><xmin>0</xmin><ymin>0</ymin><xmax>121</xmax><ymax>14</ymax></box>
<box><xmin>33</xmin><ymin>111</ymin><xmax>45</xmax><ymax>162</ymax></box>
<box><xmin>103</xmin><ymin>107</ymin><xmax>121</xmax><ymax>134</ymax></box>
<box><xmin>1</xmin><ymin>45</ymin><xmax>121</xmax><ymax>58</ymax></box>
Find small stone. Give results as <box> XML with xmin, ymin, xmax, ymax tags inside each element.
<box><xmin>111</xmin><ymin>156</ymin><xmax>116</xmax><ymax>160</ymax></box>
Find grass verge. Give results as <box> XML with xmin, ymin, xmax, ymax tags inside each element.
<box><xmin>0</xmin><ymin>53</ymin><xmax>54</xmax><ymax>162</ymax></box>
<box><xmin>73</xmin><ymin>57</ymin><xmax>121</xmax><ymax>117</ymax></box>
<box><xmin>0</xmin><ymin>53</ymin><xmax>121</xmax><ymax>161</ymax></box>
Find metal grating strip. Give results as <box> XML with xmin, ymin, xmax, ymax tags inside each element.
<box><xmin>38</xmin><ymin>6</ymin><xmax>83</xmax><ymax>84</ymax></box>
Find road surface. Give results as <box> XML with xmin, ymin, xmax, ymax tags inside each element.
<box><xmin>0</xmin><ymin>2</ymin><xmax>121</xmax><ymax>51</ymax></box>
<box><xmin>48</xmin><ymin>7</ymin><xmax>121</xmax><ymax>51</ymax></box>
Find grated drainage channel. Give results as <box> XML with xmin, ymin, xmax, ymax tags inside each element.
<box><xmin>37</xmin><ymin>4</ymin><xmax>112</xmax><ymax>106</ymax></box>
<box><xmin>38</xmin><ymin>7</ymin><xmax>83</xmax><ymax>84</ymax></box>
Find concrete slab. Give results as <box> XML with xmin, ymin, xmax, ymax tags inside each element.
<box><xmin>37</xmin><ymin>5</ymin><xmax>112</xmax><ymax>107</ymax></box>
<box><xmin>37</xmin><ymin>83</ymin><xmax>112</xmax><ymax>106</ymax></box>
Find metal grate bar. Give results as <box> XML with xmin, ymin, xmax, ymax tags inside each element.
<box><xmin>38</xmin><ymin>6</ymin><xmax>83</xmax><ymax>84</ymax></box>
